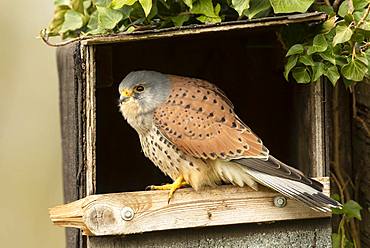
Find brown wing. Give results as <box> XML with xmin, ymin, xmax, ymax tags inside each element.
<box><xmin>153</xmin><ymin>75</ymin><xmax>269</xmax><ymax>160</ymax></box>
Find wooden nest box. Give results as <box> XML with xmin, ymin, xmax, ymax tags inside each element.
<box><xmin>52</xmin><ymin>12</ymin><xmax>334</xmax><ymax>248</ymax></box>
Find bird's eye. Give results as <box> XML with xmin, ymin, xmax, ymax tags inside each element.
<box><xmin>134</xmin><ymin>85</ymin><xmax>145</xmax><ymax>93</ymax></box>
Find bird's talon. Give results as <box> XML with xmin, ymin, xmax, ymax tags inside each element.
<box><xmin>145</xmin><ymin>176</ymin><xmax>186</xmax><ymax>204</ymax></box>
<box><xmin>145</xmin><ymin>185</ymin><xmax>154</xmax><ymax>191</ymax></box>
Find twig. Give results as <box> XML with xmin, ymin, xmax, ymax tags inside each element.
<box><xmin>347</xmin><ymin>0</ymin><xmax>354</xmax><ymax>14</ymax></box>
<box><xmin>355</xmin><ymin>4</ymin><xmax>370</xmax><ymax>29</ymax></box>
<box><xmin>360</xmin><ymin>42</ymin><xmax>370</xmax><ymax>52</ymax></box>
<box><xmin>39</xmin><ymin>28</ymin><xmax>86</xmax><ymax>47</ymax></box>
<box><xmin>331</xmin><ymin>171</ymin><xmax>345</xmax><ymax>203</ymax></box>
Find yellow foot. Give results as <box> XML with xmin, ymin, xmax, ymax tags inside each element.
<box><xmin>146</xmin><ymin>176</ymin><xmax>188</xmax><ymax>203</ymax></box>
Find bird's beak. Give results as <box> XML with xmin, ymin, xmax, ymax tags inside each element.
<box><xmin>119</xmin><ymin>89</ymin><xmax>133</xmax><ymax>103</ymax></box>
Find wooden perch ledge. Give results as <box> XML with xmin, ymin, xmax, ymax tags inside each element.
<box><xmin>50</xmin><ymin>177</ymin><xmax>331</xmax><ymax>236</ymax></box>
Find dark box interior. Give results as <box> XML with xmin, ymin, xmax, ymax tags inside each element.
<box><xmin>95</xmin><ymin>29</ymin><xmax>309</xmax><ymax>194</ymax></box>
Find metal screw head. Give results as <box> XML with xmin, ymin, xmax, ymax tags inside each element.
<box><xmin>274</xmin><ymin>196</ymin><xmax>287</xmax><ymax>208</ymax></box>
<box><xmin>121</xmin><ymin>207</ymin><xmax>134</xmax><ymax>221</ymax></box>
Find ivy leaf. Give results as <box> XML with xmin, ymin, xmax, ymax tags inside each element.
<box><xmin>192</xmin><ymin>0</ymin><xmax>219</xmax><ymax>17</ymax></box>
<box><xmin>337</xmin><ymin>0</ymin><xmax>366</xmax><ymax>17</ymax></box>
<box><xmin>59</xmin><ymin>10</ymin><xmax>84</xmax><ymax>33</ymax></box>
<box><xmin>111</xmin><ymin>0</ymin><xmax>137</xmax><ymax>9</ymax></box>
<box><xmin>333</xmin><ymin>25</ymin><xmax>353</xmax><ymax>47</ymax></box>
<box><xmin>319</xmin><ymin>48</ymin><xmax>336</xmax><ymax>65</ymax></box>
<box><xmin>71</xmin><ymin>0</ymin><xmax>84</xmax><ymax>13</ymax></box>
<box><xmin>292</xmin><ymin>67</ymin><xmax>311</xmax><ymax>83</ymax></box>
<box><xmin>48</xmin><ymin>5</ymin><xmax>70</xmax><ymax>35</ymax></box>
<box><xmin>97</xmin><ymin>6</ymin><xmax>124</xmax><ymax>30</ymax></box>
<box><xmin>95</xmin><ymin>0</ymin><xmax>112</xmax><ymax>7</ymax></box>
<box><xmin>320</xmin><ymin>16</ymin><xmax>337</xmax><ymax>33</ymax></box>
<box><xmin>269</xmin><ymin>0</ymin><xmax>314</xmax><ymax>14</ymax></box>
<box><xmin>311</xmin><ymin>62</ymin><xmax>325</xmax><ymax>82</ymax></box>
<box><xmin>192</xmin><ymin>0</ymin><xmax>221</xmax><ymax>23</ymax></box>
<box><xmin>183</xmin><ymin>0</ymin><xmax>193</xmax><ymax>8</ymax></box>
<box><xmin>286</xmin><ymin>44</ymin><xmax>304</xmax><ymax>56</ymax></box>
<box><xmin>139</xmin><ymin>0</ymin><xmax>152</xmax><ymax>17</ymax></box>
<box><xmin>87</xmin><ymin>10</ymin><xmax>99</xmax><ymax>30</ymax></box>
<box><xmin>284</xmin><ymin>55</ymin><xmax>298</xmax><ymax>80</ymax></box>
<box><xmin>307</xmin><ymin>34</ymin><xmax>328</xmax><ymax>55</ymax></box>
<box><xmin>243</xmin><ymin>0</ymin><xmax>271</xmax><ymax>19</ymax></box>
<box><xmin>171</xmin><ymin>15</ymin><xmax>190</xmax><ymax>26</ymax></box>
<box><xmin>341</xmin><ymin>57</ymin><xmax>368</xmax><ymax>81</ymax></box>
<box><xmin>54</xmin><ymin>0</ymin><xmax>69</xmax><ymax>6</ymax></box>
<box><xmin>324</xmin><ymin>65</ymin><xmax>340</xmax><ymax>85</ymax></box>
<box><xmin>342</xmin><ymin>200</ymin><xmax>363</xmax><ymax>220</ymax></box>
<box><xmin>232</xmin><ymin>0</ymin><xmax>250</xmax><ymax>16</ymax></box>
<box><xmin>299</xmin><ymin>55</ymin><xmax>315</xmax><ymax>66</ymax></box>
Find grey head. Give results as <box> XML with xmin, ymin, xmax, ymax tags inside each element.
<box><xmin>118</xmin><ymin>70</ymin><xmax>171</xmax><ymax>133</ymax></box>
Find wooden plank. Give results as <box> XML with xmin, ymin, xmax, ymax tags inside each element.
<box><xmin>85</xmin><ymin>45</ymin><xmax>96</xmax><ymax>196</ymax></box>
<box><xmin>88</xmin><ymin>218</ymin><xmax>331</xmax><ymax>248</ymax></box>
<box><xmin>50</xmin><ymin>177</ymin><xmax>330</xmax><ymax>236</ymax></box>
<box><xmin>82</xmin><ymin>13</ymin><xmax>327</xmax><ymax>45</ymax></box>
<box><xmin>57</xmin><ymin>42</ymin><xmax>87</xmax><ymax>248</ymax></box>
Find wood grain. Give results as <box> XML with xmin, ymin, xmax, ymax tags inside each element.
<box><xmin>49</xmin><ymin>177</ymin><xmax>331</xmax><ymax>236</ymax></box>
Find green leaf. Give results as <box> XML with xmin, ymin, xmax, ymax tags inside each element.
<box><xmin>299</xmin><ymin>55</ymin><xmax>315</xmax><ymax>66</ymax></box>
<box><xmin>171</xmin><ymin>15</ymin><xmax>190</xmax><ymax>26</ymax></box>
<box><xmin>243</xmin><ymin>0</ymin><xmax>271</xmax><ymax>19</ymax></box>
<box><xmin>307</xmin><ymin>34</ymin><xmax>328</xmax><ymax>55</ymax></box>
<box><xmin>332</xmin><ymin>233</ymin><xmax>340</xmax><ymax>248</ymax></box>
<box><xmin>337</xmin><ymin>0</ymin><xmax>367</xmax><ymax>17</ymax></box>
<box><xmin>269</xmin><ymin>0</ymin><xmax>314</xmax><ymax>14</ymax></box>
<box><xmin>111</xmin><ymin>0</ymin><xmax>137</xmax><ymax>9</ymax></box>
<box><xmin>139</xmin><ymin>0</ymin><xmax>152</xmax><ymax>17</ymax></box>
<box><xmin>292</xmin><ymin>67</ymin><xmax>311</xmax><ymax>83</ymax></box>
<box><xmin>342</xmin><ymin>200</ymin><xmax>363</xmax><ymax>220</ymax></box>
<box><xmin>48</xmin><ymin>5</ymin><xmax>70</xmax><ymax>35</ymax></box>
<box><xmin>311</xmin><ymin>62</ymin><xmax>325</xmax><ymax>82</ymax></box>
<box><xmin>320</xmin><ymin>16</ymin><xmax>336</xmax><ymax>33</ymax></box>
<box><xmin>286</xmin><ymin>44</ymin><xmax>304</xmax><ymax>56</ymax></box>
<box><xmin>338</xmin><ymin>1</ymin><xmax>351</xmax><ymax>17</ymax></box>
<box><xmin>284</xmin><ymin>55</ymin><xmax>298</xmax><ymax>80</ymax></box>
<box><xmin>191</xmin><ymin>0</ymin><xmax>218</xmax><ymax>17</ymax></box>
<box><xmin>95</xmin><ymin>0</ymin><xmax>112</xmax><ymax>7</ymax></box>
<box><xmin>341</xmin><ymin>58</ymin><xmax>368</xmax><ymax>81</ymax></box>
<box><xmin>353</xmin><ymin>0</ymin><xmax>370</xmax><ymax>10</ymax></box>
<box><xmin>183</xmin><ymin>0</ymin><xmax>193</xmax><ymax>8</ymax></box>
<box><xmin>71</xmin><ymin>0</ymin><xmax>84</xmax><ymax>13</ymax></box>
<box><xmin>192</xmin><ymin>0</ymin><xmax>221</xmax><ymax>23</ymax></box>
<box><xmin>54</xmin><ymin>0</ymin><xmax>69</xmax><ymax>6</ymax></box>
<box><xmin>333</xmin><ymin>25</ymin><xmax>353</xmax><ymax>47</ymax></box>
<box><xmin>59</xmin><ymin>10</ymin><xmax>84</xmax><ymax>33</ymax></box>
<box><xmin>232</xmin><ymin>0</ymin><xmax>250</xmax><ymax>16</ymax></box>
<box><xmin>324</xmin><ymin>65</ymin><xmax>340</xmax><ymax>85</ymax></box>
<box><xmin>319</xmin><ymin>48</ymin><xmax>336</xmax><ymax>65</ymax></box>
<box><xmin>87</xmin><ymin>10</ymin><xmax>99</xmax><ymax>30</ymax></box>
<box><xmin>97</xmin><ymin>6</ymin><xmax>123</xmax><ymax>29</ymax></box>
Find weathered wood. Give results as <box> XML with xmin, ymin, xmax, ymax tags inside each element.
<box><xmin>291</xmin><ymin>82</ymin><xmax>327</xmax><ymax>177</ymax></box>
<box><xmin>352</xmin><ymin>81</ymin><xmax>370</xmax><ymax>247</ymax></box>
<box><xmin>57</xmin><ymin>42</ymin><xmax>86</xmax><ymax>248</ymax></box>
<box><xmin>50</xmin><ymin>177</ymin><xmax>330</xmax><ymax>236</ymax></box>
<box><xmin>82</xmin><ymin>12</ymin><xmax>327</xmax><ymax>45</ymax></box>
<box><xmin>89</xmin><ymin>218</ymin><xmax>331</xmax><ymax>248</ymax></box>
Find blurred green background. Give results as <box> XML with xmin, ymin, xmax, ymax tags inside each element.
<box><xmin>0</xmin><ymin>1</ymin><xmax>65</xmax><ymax>247</ymax></box>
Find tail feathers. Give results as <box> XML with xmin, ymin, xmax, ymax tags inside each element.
<box><xmin>244</xmin><ymin>168</ymin><xmax>341</xmax><ymax>212</ymax></box>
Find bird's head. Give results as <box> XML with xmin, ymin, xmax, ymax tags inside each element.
<box><xmin>118</xmin><ymin>71</ymin><xmax>171</xmax><ymax>129</ymax></box>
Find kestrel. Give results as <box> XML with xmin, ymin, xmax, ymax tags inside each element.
<box><xmin>118</xmin><ymin>70</ymin><xmax>340</xmax><ymax>212</ymax></box>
